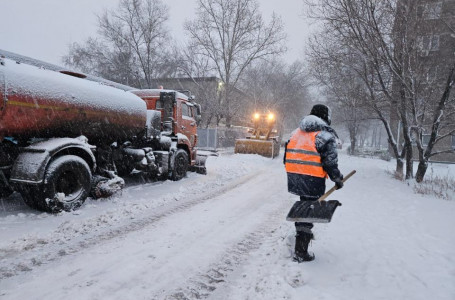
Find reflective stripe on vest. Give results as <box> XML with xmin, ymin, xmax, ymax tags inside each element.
<box><xmin>285</xmin><ymin>130</ymin><xmax>328</xmax><ymax>178</ymax></box>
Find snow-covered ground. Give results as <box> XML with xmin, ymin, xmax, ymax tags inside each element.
<box><xmin>0</xmin><ymin>150</ymin><xmax>454</xmax><ymax>300</ymax></box>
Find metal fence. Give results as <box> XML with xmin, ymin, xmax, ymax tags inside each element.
<box><xmin>197</xmin><ymin>128</ymin><xmax>218</xmax><ymax>150</ymax></box>
<box><xmin>197</xmin><ymin>127</ymin><xmax>249</xmax><ymax>150</ymax></box>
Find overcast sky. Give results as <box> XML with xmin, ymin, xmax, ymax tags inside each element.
<box><xmin>0</xmin><ymin>0</ymin><xmax>317</xmax><ymax>66</ymax></box>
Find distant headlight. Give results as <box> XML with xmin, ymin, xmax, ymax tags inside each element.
<box><xmin>253</xmin><ymin>113</ymin><xmax>260</xmax><ymax>120</ymax></box>
<box><xmin>268</xmin><ymin>113</ymin><xmax>275</xmax><ymax>121</ymax></box>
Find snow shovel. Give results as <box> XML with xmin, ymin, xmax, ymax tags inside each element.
<box><xmin>286</xmin><ymin>170</ymin><xmax>356</xmax><ymax>223</ymax></box>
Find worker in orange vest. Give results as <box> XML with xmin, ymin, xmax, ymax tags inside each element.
<box><xmin>284</xmin><ymin>104</ymin><xmax>344</xmax><ymax>262</ymax></box>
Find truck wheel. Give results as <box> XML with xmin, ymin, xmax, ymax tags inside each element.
<box><xmin>170</xmin><ymin>149</ymin><xmax>189</xmax><ymax>181</ymax></box>
<box><xmin>21</xmin><ymin>155</ymin><xmax>92</xmax><ymax>213</ymax></box>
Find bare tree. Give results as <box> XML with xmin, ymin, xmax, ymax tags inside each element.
<box><xmin>184</xmin><ymin>0</ymin><xmax>287</xmax><ymax>127</ymax></box>
<box><xmin>306</xmin><ymin>0</ymin><xmax>405</xmax><ymax>176</ymax></box>
<box><xmin>414</xmin><ymin>64</ymin><xmax>455</xmax><ymax>182</ymax></box>
<box><xmin>310</xmin><ymin>0</ymin><xmax>455</xmax><ymax>181</ymax></box>
<box><xmin>176</xmin><ymin>45</ymin><xmax>224</xmax><ymax>128</ymax></box>
<box><xmin>63</xmin><ymin>0</ymin><xmax>173</xmax><ymax>88</ymax></box>
<box><xmin>329</xmin><ymin>80</ymin><xmax>372</xmax><ymax>155</ymax></box>
<box><xmin>310</xmin><ymin>45</ymin><xmax>374</xmax><ymax>154</ymax></box>
<box><xmin>307</xmin><ymin>0</ymin><xmax>455</xmax><ymax>181</ymax></box>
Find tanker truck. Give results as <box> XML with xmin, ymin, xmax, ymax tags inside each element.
<box><xmin>0</xmin><ymin>55</ymin><xmax>206</xmax><ymax>213</ymax></box>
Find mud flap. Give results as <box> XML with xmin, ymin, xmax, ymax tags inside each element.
<box><xmin>189</xmin><ymin>154</ymin><xmax>208</xmax><ymax>175</ymax></box>
<box><xmin>286</xmin><ymin>200</ymin><xmax>342</xmax><ymax>223</ymax></box>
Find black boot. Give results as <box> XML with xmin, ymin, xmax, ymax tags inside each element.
<box><xmin>293</xmin><ymin>232</ymin><xmax>315</xmax><ymax>262</ymax></box>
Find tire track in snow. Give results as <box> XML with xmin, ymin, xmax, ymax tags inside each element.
<box><xmin>155</xmin><ymin>193</ymin><xmax>289</xmax><ymax>300</ymax></box>
<box><xmin>0</xmin><ymin>168</ymin><xmax>267</xmax><ymax>280</ymax></box>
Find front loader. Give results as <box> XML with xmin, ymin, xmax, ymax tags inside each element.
<box><xmin>234</xmin><ymin>112</ymin><xmax>280</xmax><ymax>158</ymax></box>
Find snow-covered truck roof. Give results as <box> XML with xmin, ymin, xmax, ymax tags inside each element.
<box><xmin>0</xmin><ymin>48</ymin><xmax>135</xmax><ymax>92</ymax></box>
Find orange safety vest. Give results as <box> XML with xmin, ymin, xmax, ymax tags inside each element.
<box><xmin>285</xmin><ymin>130</ymin><xmax>328</xmax><ymax>178</ymax></box>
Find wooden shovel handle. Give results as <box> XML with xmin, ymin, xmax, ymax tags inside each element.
<box><xmin>318</xmin><ymin>170</ymin><xmax>356</xmax><ymax>202</ymax></box>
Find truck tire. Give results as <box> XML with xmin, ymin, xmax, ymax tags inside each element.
<box><xmin>170</xmin><ymin>149</ymin><xmax>189</xmax><ymax>181</ymax></box>
<box><xmin>21</xmin><ymin>155</ymin><xmax>92</xmax><ymax>213</ymax></box>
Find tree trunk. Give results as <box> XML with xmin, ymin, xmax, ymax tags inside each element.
<box><xmin>404</xmin><ymin>142</ymin><xmax>413</xmax><ymax>179</ymax></box>
<box><xmin>369</xmin><ymin>100</ymin><xmax>403</xmax><ymax>178</ymax></box>
<box><xmin>204</xmin><ymin>114</ymin><xmax>213</xmax><ymax>128</ymax></box>
<box><xmin>348</xmin><ymin>125</ymin><xmax>357</xmax><ymax>154</ymax></box>
<box><xmin>225</xmin><ymin>116</ymin><xmax>232</xmax><ymax>128</ymax></box>
<box><xmin>347</xmin><ymin>122</ymin><xmax>357</xmax><ymax>155</ymax></box>
<box><xmin>371</xmin><ymin>127</ymin><xmax>377</xmax><ymax>147</ymax></box>
<box><xmin>415</xmin><ymin>160</ymin><xmax>428</xmax><ymax>183</ymax></box>
<box><xmin>377</xmin><ymin>128</ymin><xmax>382</xmax><ymax>148</ymax></box>
<box><xmin>396</xmin><ymin>158</ymin><xmax>404</xmax><ymax>177</ymax></box>
<box><xmin>216</xmin><ymin>115</ymin><xmax>222</xmax><ymax>126</ymax></box>
<box><xmin>350</xmin><ymin>138</ymin><xmax>356</xmax><ymax>154</ymax></box>
<box><xmin>398</xmin><ymin>85</ymin><xmax>413</xmax><ymax>179</ymax></box>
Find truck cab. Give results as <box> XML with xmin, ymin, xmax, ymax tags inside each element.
<box><xmin>130</xmin><ymin>89</ymin><xmax>202</xmax><ymax>168</ymax></box>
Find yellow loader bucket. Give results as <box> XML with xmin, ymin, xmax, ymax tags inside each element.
<box><xmin>234</xmin><ymin>139</ymin><xmax>280</xmax><ymax>158</ymax></box>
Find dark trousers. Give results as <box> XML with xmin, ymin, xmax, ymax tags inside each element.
<box><xmin>294</xmin><ymin>195</ymin><xmax>316</xmax><ymax>234</ymax></box>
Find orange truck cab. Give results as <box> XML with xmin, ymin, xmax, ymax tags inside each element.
<box><xmin>129</xmin><ymin>89</ymin><xmax>202</xmax><ymax>167</ymax></box>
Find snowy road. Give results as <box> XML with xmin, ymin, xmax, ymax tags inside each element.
<box><xmin>0</xmin><ymin>151</ymin><xmax>454</xmax><ymax>300</ymax></box>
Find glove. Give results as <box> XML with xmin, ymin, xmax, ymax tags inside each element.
<box><xmin>334</xmin><ymin>176</ymin><xmax>344</xmax><ymax>190</ymax></box>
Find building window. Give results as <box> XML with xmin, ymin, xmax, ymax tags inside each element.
<box><xmin>424</xmin><ymin>2</ymin><xmax>443</xmax><ymax>19</ymax></box>
<box><xmin>426</xmin><ymin>65</ymin><xmax>439</xmax><ymax>82</ymax></box>
<box><xmin>422</xmin><ymin>134</ymin><xmax>431</xmax><ymax>147</ymax></box>
<box><xmin>417</xmin><ymin>35</ymin><xmax>440</xmax><ymax>52</ymax></box>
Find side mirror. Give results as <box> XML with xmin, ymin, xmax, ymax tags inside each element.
<box><xmin>195</xmin><ymin>104</ymin><xmax>202</xmax><ymax>125</ymax></box>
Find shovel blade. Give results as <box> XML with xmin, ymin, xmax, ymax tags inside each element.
<box><xmin>286</xmin><ymin>200</ymin><xmax>342</xmax><ymax>223</ymax></box>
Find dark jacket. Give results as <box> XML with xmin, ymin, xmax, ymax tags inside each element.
<box><xmin>285</xmin><ymin>115</ymin><xmax>342</xmax><ymax>200</ymax></box>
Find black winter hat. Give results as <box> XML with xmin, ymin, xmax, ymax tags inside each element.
<box><xmin>310</xmin><ymin>104</ymin><xmax>332</xmax><ymax>125</ymax></box>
